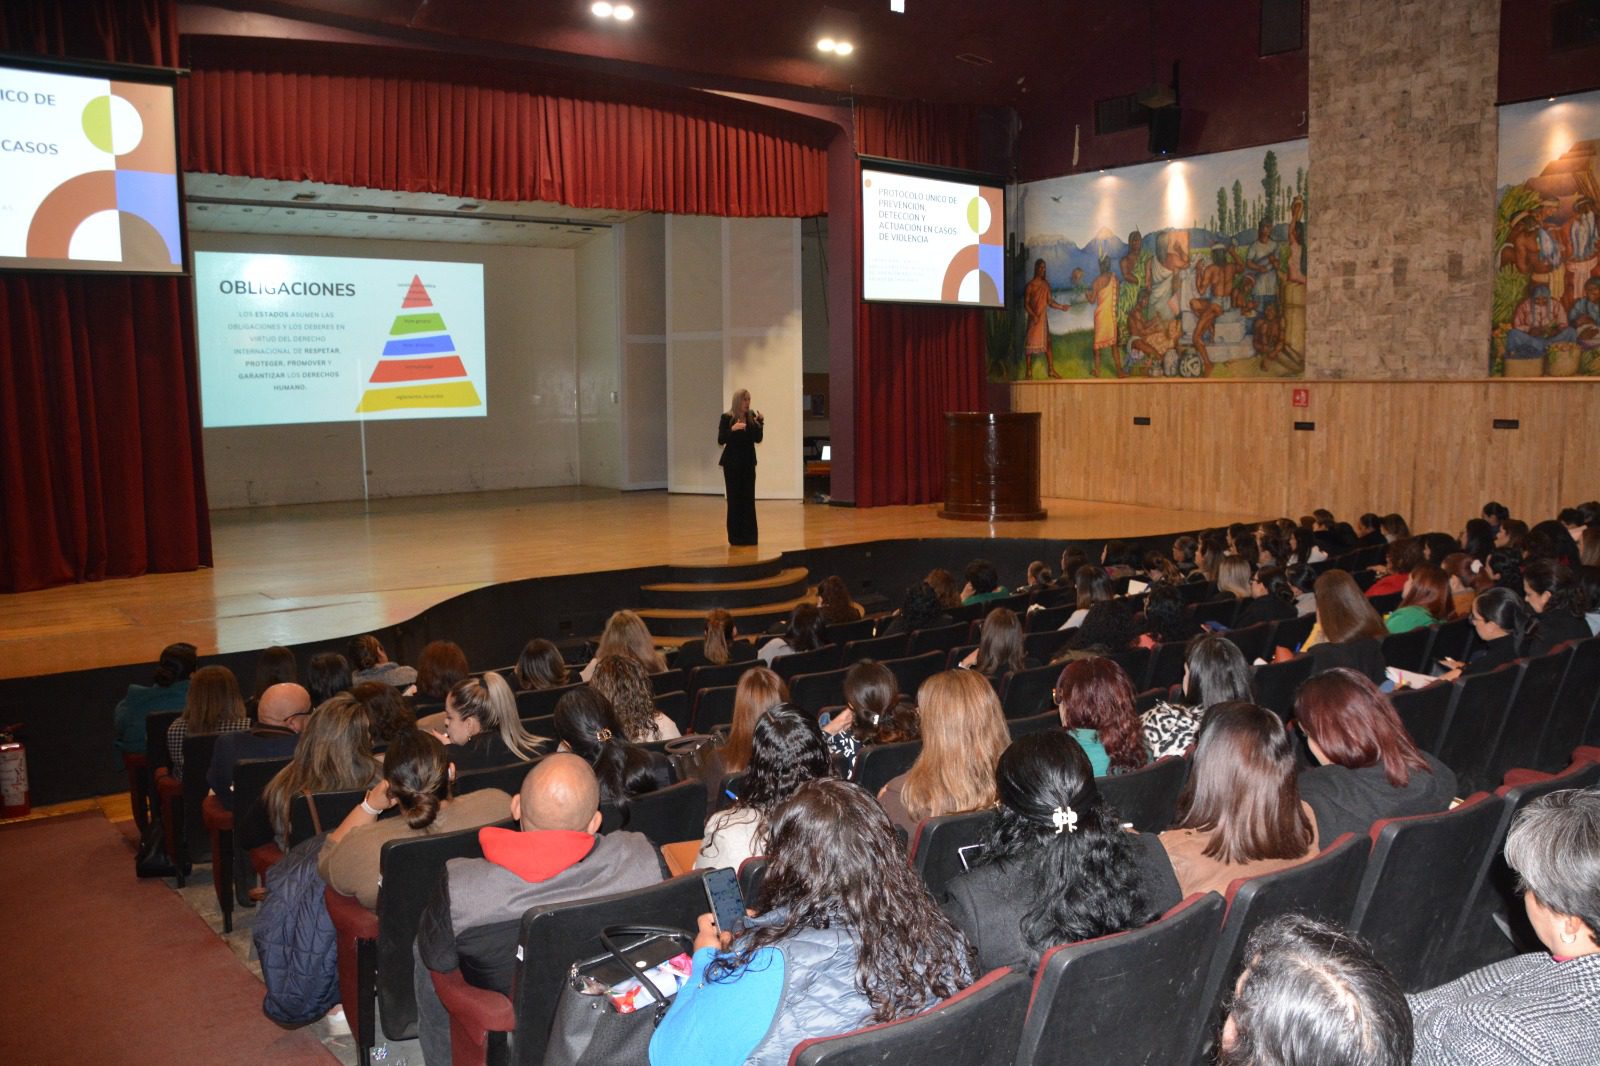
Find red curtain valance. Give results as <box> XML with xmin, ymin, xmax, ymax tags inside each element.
<box><xmin>180</xmin><ymin>39</ymin><xmax>832</xmax><ymax>217</ymax></box>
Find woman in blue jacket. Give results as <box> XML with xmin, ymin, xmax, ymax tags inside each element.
<box><xmin>651</xmin><ymin>778</ymin><xmax>975</xmax><ymax>1066</ymax></box>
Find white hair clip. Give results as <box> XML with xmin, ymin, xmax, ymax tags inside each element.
<box><xmin>1051</xmin><ymin>805</ymin><xmax>1079</xmax><ymax>834</ymax></box>
<box><xmin>1470</xmin><ymin>559</ymin><xmax>1483</xmax><ymax>574</ymax></box>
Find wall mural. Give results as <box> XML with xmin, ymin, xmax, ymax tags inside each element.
<box><xmin>1493</xmin><ymin>89</ymin><xmax>1600</xmax><ymax>377</ymax></box>
<box><xmin>992</xmin><ymin>139</ymin><xmax>1309</xmax><ymax>381</ymax></box>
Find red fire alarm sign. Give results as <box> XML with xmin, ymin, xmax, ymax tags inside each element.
<box><xmin>1292</xmin><ymin>388</ymin><xmax>1309</xmax><ymax>408</ymax></box>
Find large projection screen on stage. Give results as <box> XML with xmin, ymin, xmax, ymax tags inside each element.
<box><xmin>194</xmin><ymin>250</ymin><xmax>487</xmax><ymax>428</ymax></box>
<box><xmin>861</xmin><ymin>165</ymin><xmax>1005</xmax><ymax>307</ymax></box>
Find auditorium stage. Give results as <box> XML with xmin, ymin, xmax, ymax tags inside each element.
<box><xmin>0</xmin><ymin>487</ymin><xmax>1257</xmax><ymax>680</ymax></box>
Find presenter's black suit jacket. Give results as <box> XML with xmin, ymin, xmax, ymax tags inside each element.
<box><xmin>718</xmin><ymin>414</ymin><xmax>763</xmax><ymax>468</ymax></box>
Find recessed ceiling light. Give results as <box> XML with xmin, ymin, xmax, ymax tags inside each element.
<box><xmin>835</xmin><ymin>41</ymin><xmax>854</xmax><ymax>55</ymax></box>
<box><xmin>817</xmin><ymin>37</ymin><xmax>836</xmax><ymax>52</ymax></box>
<box><xmin>614</xmin><ymin>4</ymin><xmax>634</xmax><ymax>19</ymax></box>
<box><xmin>592</xmin><ymin>2</ymin><xmax>613</xmax><ymax>15</ymax></box>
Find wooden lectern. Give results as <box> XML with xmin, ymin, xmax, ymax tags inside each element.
<box><xmin>939</xmin><ymin>412</ymin><xmax>1046</xmax><ymax>521</ymax></box>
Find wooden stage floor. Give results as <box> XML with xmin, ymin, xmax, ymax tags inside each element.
<box><xmin>0</xmin><ymin>488</ymin><xmax>1259</xmax><ymax>679</ymax></box>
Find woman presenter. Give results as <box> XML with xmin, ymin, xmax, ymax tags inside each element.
<box><xmin>718</xmin><ymin>388</ymin><xmax>763</xmax><ymax>546</ymax></box>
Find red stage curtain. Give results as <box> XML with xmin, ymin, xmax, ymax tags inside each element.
<box><xmin>181</xmin><ymin>40</ymin><xmax>831</xmax><ymax>218</ymax></box>
<box><xmin>851</xmin><ymin>99</ymin><xmax>991</xmax><ymax>507</ymax></box>
<box><xmin>0</xmin><ymin>0</ymin><xmax>211</xmax><ymax>593</ymax></box>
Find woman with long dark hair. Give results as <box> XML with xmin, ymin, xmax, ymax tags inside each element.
<box><xmin>1523</xmin><ymin>559</ymin><xmax>1592</xmax><ymax>658</ymax></box>
<box><xmin>1294</xmin><ymin>669</ymin><xmax>1456</xmax><ymax>842</ymax></box>
<box><xmin>1057</xmin><ymin>564</ymin><xmax>1114</xmax><ymax>631</ymax></box>
<box><xmin>651</xmin><ymin>779</ymin><xmax>974</xmax><ymax>1066</ymax></box>
<box><xmin>941</xmin><ymin>731</ymin><xmax>1178</xmax><ymax>972</ymax></box>
<box><xmin>815</xmin><ymin>575</ymin><xmax>864</xmax><ymax>626</ymax></box>
<box><xmin>551</xmin><ymin>686</ymin><xmax>673</xmax><ymax>808</ymax></box>
<box><xmin>415</xmin><ymin>640</ymin><xmax>470</xmax><ymax>702</ymax></box>
<box><xmin>1054</xmin><ymin>657</ymin><xmax>1147</xmax><ymax>776</ymax></box>
<box><xmin>758</xmin><ymin>603</ymin><xmax>826</xmax><ymax>665</ymax></box>
<box><xmin>695</xmin><ymin>706</ymin><xmax>832</xmax><ymax>871</ymax></box>
<box><xmin>1304</xmin><ymin>570</ymin><xmax>1388</xmax><ymax>684</ymax></box>
<box><xmin>1136</xmin><ymin>583</ymin><xmax>1203</xmax><ymax>646</ymax></box>
<box><xmin>318</xmin><ymin>729</ymin><xmax>511</xmax><ymax>909</ymax></box>
<box><xmin>512</xmin><ymin>638</ymin><xmax>570</xmax><ymax>692</ymax></box>
<box><xmin>960</xmin><ymin>607</ymin><xmax>1033</xmax><ymax>678</ymax></box>
<box><xmin>1142</xmin><ymin>634</ymin><xmax>1255</xmax><ymax>759</ymax></box>
<box><xmin>879</xmin><ymin>581</ymin><xmax>954</xmax><ymax>638</ymax></box>
<box><xmin>820</xmin><ymin>659</ymin><xmax>910</xmax><ymax>778</ymax></box>
<box><xmin>304</xmin><ymin>652</ymin><xmax>352</xmax><ymax>708</ymax></box>
<box><xmin>1157</xmin><ymin>701</ymin><xmax>1319</xmax><ymax>898</ymax></box>
<box><xmin>1234</xmin><ymin>565</ymin><xmax>1300</xmax><ymax>629</ymax></box>
<box><xmin>1438</xmin><ymin>587</ymin><xmax>1534</xmax><ymax>680</ymax></box>
<box><xmin>589</xmin><ymin>654</ymin><xmax>680</xmax><ymax>741</ymax></box>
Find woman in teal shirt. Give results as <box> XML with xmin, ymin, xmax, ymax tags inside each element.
<box><xmin>1383</xmin><ymin>563</ymin><xmax>1453</xmax><ymax>635</ymax></box>
<box><xmin>1053</xmin><ymin>657</ymin><xmax>1148</xmax><ymax>776</ymax></box>
<box><xmin>650</xmin><ymin>779</ymin><xmax>974</xmax><ymax>1066</ymax></box>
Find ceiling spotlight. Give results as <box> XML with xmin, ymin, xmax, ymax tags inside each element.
<box><xmin>613</xmin><ymin>4</ymin><xmax>634</xmax><ymax>19</ymax></box>
<box><xmin>834</xmin><ymin>40</ymin><xmax>854</xmax><ymax>55</ymax></box>
<box><xmin>591</xmin><ymin>2</ymin><xmax>613</xmax><ymax>15</ymax></box>
<box><xmin>817</xmin><ymin>37</ymin><xmax>836</xmax><ymax>52</ymax></box>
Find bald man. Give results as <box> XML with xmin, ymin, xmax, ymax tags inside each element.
<box><xmin>413</xmin><ymin>754</ymin><xmax>666</xmax><ymax>1065</ymax></box>
<box><xmin>207</xmin><ymin>682</ymin><xmax>311</xmax><ymax>810</ymax></box>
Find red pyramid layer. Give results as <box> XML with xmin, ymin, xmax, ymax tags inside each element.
<box><xmin>401</xmin><ymin>275</ymin><xmax>433</xmax><ymax>308</ymax></box>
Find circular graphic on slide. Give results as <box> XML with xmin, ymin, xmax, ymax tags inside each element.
<box><xmin>81</xmin><ymin>94</ymin><xmax>144</xmax><ymax>156</ymax></box>
<box><xmin>966</xmin><ymin>195</ymin><xmax>992</xmax><ymax>235</ymax></box>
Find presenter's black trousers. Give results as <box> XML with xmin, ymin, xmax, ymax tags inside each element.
<box><xmin>724</xmin><ymin>465</ymin><xmax>758</xmax><ymax>546</ymax></box>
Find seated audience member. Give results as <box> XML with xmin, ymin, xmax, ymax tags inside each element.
<box><xmin>350</xmin><ymin>680</ymin><xmax>416</xmax><ymax>746</ymax></box>
<box><xmin>960</xmin><ymin>607</ymin><xmax>1034</xmax><ymax>678</ymax></box>
<box><xmin>1523</xmin><ymin>519</ymin><xmax>1583</xmax><ymax>568</ymax></box>
<box><xmin>1439</xmin><ymin>588</ymin><xmax>1532</xmax><ymax>681</ymax></box>
<box><xmin>113</xmin><ymin>641</ymin><xmax>198</xmax><ymax>756</ymax></box>
<box><xmin>318</xmin><ymin>729</ymin><xmax>512</xmax><ymax>910</ymax></box>
<box><xmin>1054</xmin><ymin>657</ymin><xmax>1147</xmax><ymax>776</ymax></box>
<box><xmin>1440</xmin><ymin>552</ymin><xmax>1488</xmax><ymax>620</ymax></box>
<box><xmin>1384</xmin><ymin>561</ymin><xmax>1454</xmax><ymax>633</ymax></box>
<box><xmin>1215</xmin><ymin>555</ymin><xmax>1255</xmax><ymax>603</ymax></box>
<box><xmin>589</xmin><ymin>654</ymin><xmax>680</xmax><ymax>741</ymax></box>
<box><xmin>758</xmin><ymin>603</ymin><xmax>826</xmax><ymax>666</ymax></box>
<box><xmin>207</xmin><ymin>682</ymin><xmax>311</xmax><ymax>809</ymax></box>
<box><xmin>816</xmin><ymin>574</ymin><xmax>864</xmax><ymax>626</ymax></box>
<box><xmin>709</xmin><ymin>667</ymin><xmax>787</xmax><ymax>792</ymax></box>
<box><xmin>414</xmin><ymin>640</ymin><xmax>470</xmax><ymax>705</ymax></box>
<box><xmin>1221</xmin><ymin>915</ymin><xmax>1413</xmax><ymax>1066</ymax></box>
<box><xmin>878</xmin><ymin>669</ymin><xmax>1010</xmax><ymax>837</ymax></box>
<box><xmin>925</xmin><ymin>567</ymin><xmax>964</xmax><ymax>610</ymax></box>
<box><xmin>1353</xmin><ymin>512</ymin><xmax>1386</xmax><ymax>549</ymax></box>
<box><xmin>697</xmin><ymin>706</ymin><xmax>831</xmax><ymax>871</ymax></box>
<box><xmin>960</xmin><ymin>558</ymin><xmax>1011</xmax><ymax>606</ymax></box>
<box><xmin>1025</xmin><ymin>560</ymin><xmax>1055</xmax><ymax>591</ymax></box>
<box><xmin>1303</xmin><ymin>570</ymin><xmax>1388</xmax><ymax>684</ymax></box>
<box><xmin>819</xmin><ymin>659</ymin><xmax>910</xmax><ymax>778</ymax></box>
<box><xmin>1228</xmin><ymin>532</ymin><xmax>1261</xmax><ymax>572</ymax></box>
<box><xmin>1409</xmin><ymin>790</ymin><xmax>1600</xmax><ymax>1065</ymax></box>
<box><xmin>1234</xmin><ymin>565</ymin><xmax>1300</xmax><ymax>629</ymax></box>
<box><xmin>1142</xmin><ymin>634</ymin><xmax>1254</xmax><ymax>759</ymax></box>
<box><xmin>1496</xmin><ymin>518</ymin><xmax>1529</xmax><ymax>552</ymax></box>
<box><xmin>1100</xmin><ymin>540</ymin><xmax>1139</xmax><ymax>580</ymax></box>
<box><xmin>675</xmin><ymin>609</ymin><xmax>754</xmax><ymax>671</ymax></box>
<box><xmin>1380</xmin><ymin>513</ymin><xmax>1411</xmax><ymax>542</ymax></box>
<box><xmin>1284</xmin><ymin>562</ymin><xmax>1318</xmax><ymax>617</ymax></box>
<box><xmin>413</xmin><ymin>754</ymin><xmax>665</xmax><ymax>1066</ymax></box>
<box><xmin>1523</xmin><ymin>559</ymin><xmax>1592</xmax><ymax>658</ymax></box>
<box><xmin>1583</xmin><ymin>566</ymin><xmax>1600</xmax><ymax>635</ymax></box>
<box><xmin>1172</xmin><ymin>535</ymin><xmax>1199</xmax><ymax>575</ymax></box>
<box><xmin>1058</xmin><ymin>564</ymin><xmax>1115</xmax><ymax>631</ymax></box>
<box><xmin>1460</xmin><ymin>518</ymin><xmax>1497</xmax><ymax>563</ymax></box>
<box><xmin>941</xmin><ymin>731</ymin><xmax>1179</xmax><ymax>972</ymax></box>
<box><xmin>878</xmin><ymin>581</ymin><xmax>955</xmax><ymax>638</ymax></box>
<box><xmin>1157</xmin><ymin>702</ymin><xmax>1319</xmax><ymax>898</ymax></box>
<box><xmin>304</xmin><ymin>651</ymin><xmax>352</xmax><ymax>708</ymax></box>
<box><xmin>1311</xmin><ymin>509</ymin><xmax>1357</xmax><ymax>554</ymax></box>
<box><xmin>650</xmin><ymin>779</ymin><xmax>974</xmax><ymax>1066</ymax></box>
<box><xmin>582</xmin><ymin>609</ymin><xmax>668</xmax><ymax>681</ymax></box>
<box><xmin>1420</xmin><ymin>531</ymin><xmax>1463</xmax><ymax>569</ymax></box>
<box><xmin>1136</xmin><ymin>583</ymin><xmax>1203</xmax><ymax>646</ymax></box>
<box><xmin>346</xmin><ymin>634</ymin><xmax>415</xmax><ymax>691</ymax></box>
<box><xmin>1366</xmin><ymin>537</ymin><xmax>1423</xmax><ymax>599</ymax></box>
<box><xmin>1062</xmin><ymin>572</ymin><xmax>1139</xmax><ymax>654</ymax></box>
<box><xmin>166</xmin><ymin>665</ymin><xmax>250</xmax><ymax>780</ymax></box>
<box><xmin>435</xmin><ymin>671</ymin><xmax>548</xmax><ymax>771</ymax></box>
<box><xmin>248</xmin><ymin>645</ymin><xmax>298</xmax><ymax>713</ymax></box>
<box><xmin>1059</xmin><ymin>546</ymin><xmax>1090</xmax><ymax>586</ymax></box>
<box><xmin>1293</xmin><ymin>669</ymin><xmax>1456</xmax><ymax>841</ymax></box>
<box><xmin>248</xmin><ymin>694</ymin><xmax>381</xmax><ymax>850</ymax></box>
<box><xmin>552</xmin><ymin>687</ymin><xmax>674</xmax><ymax>807</ymax></box>
<box><xmin>1481</xmin><ymin>500</ymin><xmax>1510</xmax><ymax>534</ymax></box>
<box><xmin>1582</xmin><ymin>527</ymin><xmax>1600</xmax><ymax>570</ymax></box>
<box><xmin>1485</xmin><ymin>544</ymin><xmax>1526</xmax><ymax>593</ymax></box>
<box><xmin>1142</xmin><ymin>551</ymin><xmax>1183</xmax><ymax>587</ymax></box>
<box><xmin>512</xmin><ymin>637</ymin><xmax>571</xmax><ymax>692</ymax></box>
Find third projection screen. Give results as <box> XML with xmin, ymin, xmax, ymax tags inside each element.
<box><xmin>861</xmin><ymin>168</ymin><xmax>1004</xmax><ymax>306</ymax></box>
<box><xmin>195</xmin><ymin>251</ymin><xmax>486</xmax><ymax>428</ymax></box>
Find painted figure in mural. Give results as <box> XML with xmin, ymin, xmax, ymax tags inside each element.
<box><xmin>1116</xmin><ymin>230</ymin><xmax>1151</xmax><ymax>352</ymax></box>
<box><xmin>1500</xmin><ymin>212</ymin><xmax>1548</xmax><ymax>275</ymax></box>
<box><xmin>1245</xmin><ymin>220</ymin><xmax>1280</xmax><ymax>325</ymax></box>
<box><xmin>1563</xmin><ymin>197</ymin><xmax>1598</xmax><ymax>307</ymax></box>
<box><xmin>1534</xmin><ymin>199</ymin><xmax>1567</xmax><ymax>302</ymax></box>
<box><xmin>1090</xmin><ymin>257</ymin><xmax>1123</xmax><ymax>378</ymax></box>
<box><xmin>1128</xmin><ymin>290</ymin><xmax>1182</xmax><ymax>374</ymax></box>
<box><xmin>1507</xmin><ymin>282</ymin><xmax>1578</xmax><ymax>360</ymax></box>
<box><xmin>1252</xmin><ymin>301</ymin><xmax>1294</xmax><ymax>373</ymax></box>
<box><xmin>1022</xmin><ymin>258</ymin><xmax>1070</xmax><ymax>379</ymax></box>
<box><xmin>1282</xmin><ymin>197</ymin><xmax>1308</xmax><ymax>362</ymax></box>
<box><xmin>1569</xmin><ymin>277</ymin><xmax>1600</xmax><ymax>350</ymax></box>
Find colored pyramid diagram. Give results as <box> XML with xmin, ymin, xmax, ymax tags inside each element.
<box><xmin>355</xmin><ymin>275</ymin><xmax>483</xmax><ymax>412</ymax></box>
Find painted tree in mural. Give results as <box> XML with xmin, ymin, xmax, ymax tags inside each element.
<box><xmin>1231</xmin><ymin>181</ymin><xmax>1244</xmax><ymax>233</ymax></box>
<box><xmin>1216</xmin><ymin>188</ymin><xmax>1230</xmax><ymax>234</ymax></box>
<box><xmin>1262</xmin><ymin>150</ymin><xmax>1280</xmax><ymax>224</ymax></box>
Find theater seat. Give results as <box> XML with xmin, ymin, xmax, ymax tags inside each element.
<box><xmin>908</xmin><ymin>809</ymin><xmax>997</xmax><ymax>899</ymax></box>
<box><xmin>1095</xmin><ymin>754</ymin><xmax>1188</xmax><ymax>833</ymax></box>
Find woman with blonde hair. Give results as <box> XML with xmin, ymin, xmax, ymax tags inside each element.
<box><xmin>589</xmin><ymin>654</ymin><xmax>680</xmax><ymax>742</ymax></box>
<box><xmin>676</xmin><ymin>608</ymin><xmax>753</xmax><ymax>671</ymax></box>
<box><xmin>166</xmin><ymin>665</ymin><xmax>249</xmax><ymax>779</ymax></box>
<box><xmin>1216</xmin><ymin>555</ymin><xmax>1254</xmax><ymax>602</ymax></box>
<box><xmin>581</xmin><ymin>609</ymin><xmax>667</xmax><ymax>681</ymax></box>
<box><xmin>437</xmin><ymin>671</ymin><xmax>548</xmax><ymax>772</ymax></box>
<box><xmin>253</xmin><ymin>693</ymin><xmax>381</xmax><ymax>846</ymax></box>
<box><xmin>878</xmin><ymin>669</ymin><xmax>1010</xmax><ymax>836</ymax></box>
<box><xmin>718</xmin><ymin>666</ymin><xmax>788</xmax><ymax>779</ymax></box>
<box><xmin>717</xmin><ymin>386</ymin><xmax>763</xmax><ymax>545</ymax></box>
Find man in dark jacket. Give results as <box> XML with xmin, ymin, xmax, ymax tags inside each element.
<box><xmin>413</xmin><ymin>754</ymin><xmax>665</xmax><ymax>1063</ymax></box>
<box><xmin>207</xmin><ymin>682</ymin><xmax>309</xmax><ymax>809</ymax></box>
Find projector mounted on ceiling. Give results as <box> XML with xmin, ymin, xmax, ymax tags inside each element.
<box><xmin>1135</xmin><ymin>83</ymin><xmax>1177</xmax><ymax>110</ymax></box>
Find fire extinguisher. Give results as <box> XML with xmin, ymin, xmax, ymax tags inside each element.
<box><xmin>0</xmin><ymin>725</ymin><xmax>30</xmax><ymax>818</ymax></box>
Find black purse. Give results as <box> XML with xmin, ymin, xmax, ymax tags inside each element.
<box><xmin>543</xmin><ymin>925</ymin><xmax>695</xmax><ymax>1066</ymax></box>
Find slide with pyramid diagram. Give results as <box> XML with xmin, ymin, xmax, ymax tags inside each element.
<box><xmin>193</xmin><ymin>251</ymin><xmax>487</xmax><ymax>428</ymax></box>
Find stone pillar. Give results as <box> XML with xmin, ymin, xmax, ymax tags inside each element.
<box><xmin>1307</xmin><ymin>0</ymin><xmax>1501</xmax><ymax>378</ymax></box>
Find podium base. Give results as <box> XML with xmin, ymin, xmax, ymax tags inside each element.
<box><xmin>937</xmin><ymin>507</ymin><xmax>1048</xmax><ymax>522</ymax></box>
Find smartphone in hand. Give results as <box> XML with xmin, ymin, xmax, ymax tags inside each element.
<box><xmin>704</xmin><ymin>866</ymin><xmax>747</xmax><ymax>936</ymax></box>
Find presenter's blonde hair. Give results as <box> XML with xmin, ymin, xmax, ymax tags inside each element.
<box><xmin>727</xmin><ymin>388</ymin><xmax>751</xmax><ymax>419</ymax></box>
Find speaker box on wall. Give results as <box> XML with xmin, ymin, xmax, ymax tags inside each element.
<box><xmin>1148</xmin><ymin>108</ymin><xmax>1181</xmax><ymax>155</ymax></box>
<box><xmin>1260</xmin><ymin>0</ymin><xmax>1305</xmax><ymax>55</ymax></box>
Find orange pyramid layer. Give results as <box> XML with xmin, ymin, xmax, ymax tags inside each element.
<box><xmin>368</xmin><ymin>356</ymin><xmax>468</xmax><ymax>383</ymax></box>
<box><xmin>401</xmin><ymin>275</ymin><xmax>433</xmax><ymax>309</ymax></box>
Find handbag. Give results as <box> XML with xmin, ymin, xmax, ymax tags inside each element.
<box><xmin>664</xmin><ymin>734</ymin><xmax>722</xmax><ymax>783</ymax></box>
<box><xmin>543</xmin><ymin>924</ymin><xmax>695</xmax><ymax>1066</ymax></box>
<box><xmin>134</xmin><ymin>810</ymin><xmax>177</xmax><ymax>878</ymax></box>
